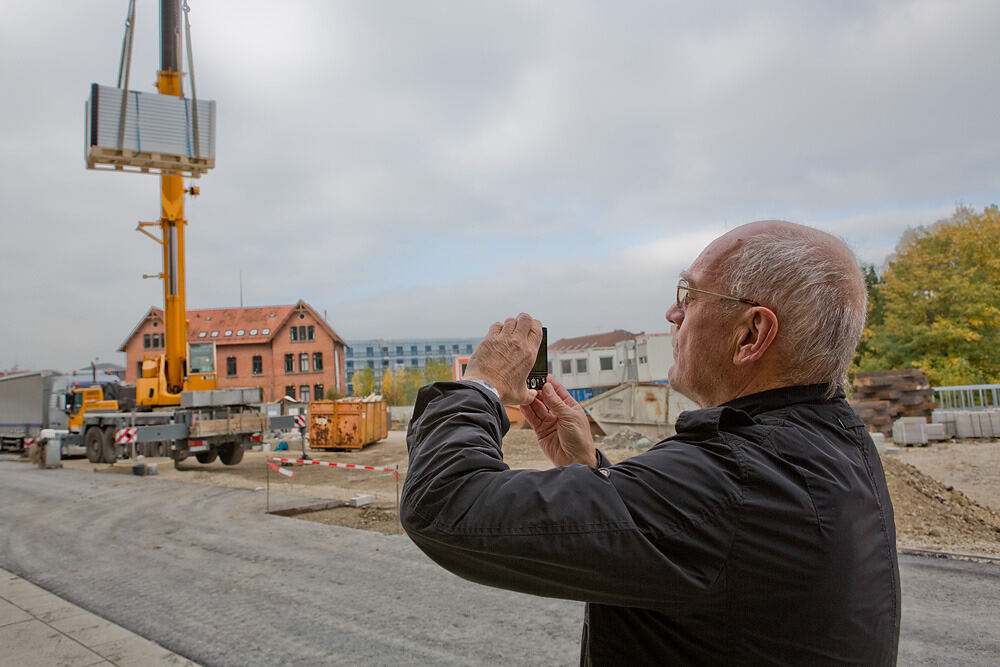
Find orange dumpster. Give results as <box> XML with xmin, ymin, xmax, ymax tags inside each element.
<box><xmin>309</xmin><ymin>397</ymin><xmax>388</xmax><ymax>450</ymax></box>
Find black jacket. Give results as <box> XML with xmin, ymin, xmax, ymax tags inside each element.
<box><xmin>400</xmin><ymin>382</ymin><xmax>900</xmax><ymax>666</ymax></box>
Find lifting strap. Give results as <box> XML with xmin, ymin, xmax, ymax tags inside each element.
<box><xmin>115</xmin><ymin>0</ymin><xmax>137</xmax><ymax>153</ymax></box>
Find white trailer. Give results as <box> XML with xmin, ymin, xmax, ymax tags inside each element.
<box><xmin>0</xmin><ymin>371</ymin><xmax>72</xmax><ymax>452</ymax></box>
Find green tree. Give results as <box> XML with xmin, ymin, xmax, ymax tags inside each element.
<box><xmin>857</xmin><ymin>205</ymin><xmax>1000</xmax><ymax>385</ymax></box>
<box><xmin>424</xmin><ymin>356</ymin><xmax>454</xmax><ymax>384</ymax></box>
<box><xmin>350</xmin><ymin>366</ymin><xmax>376</xmax><ymax>396</ymax></box>
<box><xmin>852</xmin><ymin>263</ymin><xmax>886</xmax><ymax>373</ymax></box>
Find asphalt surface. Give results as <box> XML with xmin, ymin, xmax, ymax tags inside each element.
<box><xmin>2</xmin><ymin>459</ymin><xmax>999</xmax><ymax>665</ymax></box>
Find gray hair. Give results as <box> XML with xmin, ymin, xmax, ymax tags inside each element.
<box><xmin>718</xmin><ymin>230</ymin><xmax>866</xmax><ymax>396</ymax></box>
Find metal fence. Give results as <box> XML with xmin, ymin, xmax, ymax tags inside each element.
<box><xmin>933</xmin><ymin>384</ymin><xmax>1000</xmax><ymax>410</ymax></box>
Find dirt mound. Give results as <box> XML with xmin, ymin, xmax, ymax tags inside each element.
<box><xmin>883</xmin><ymin>455</ymin><xmax>1000</xmax><ymax>555</ymax></box>
<box><xmin>598</xmin><ymin>428</ymin><xmax>652</xmax><ymax>451</ymax></box>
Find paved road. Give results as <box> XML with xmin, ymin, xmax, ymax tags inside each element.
<box><xmin>2</xmin><ymin>460</ymin><xmax>998</xmax><ymax>665</ymax></box>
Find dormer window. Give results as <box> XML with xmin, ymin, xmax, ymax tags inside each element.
<box><xmin>198</xmin><ymin>332</ymin><xmax>207</xmax><ymax>338</ymax></box>
<box><xmin>211</xmin><ymin>331</ymin><xmax>219</xmax><ymax>337</ymax></box>
<box><xmin>237</xmin><ymin>330</ymin><xmax>245</xmax><ymax>336</ymax></box>
<box><xmin>250</xmin><ymin>329</ymin><xmax>258</xmax><ymax>335</ymax></box>
<box><xmin>224</xmin><ymin>330</ymin><xmax>233</xmax><ymax>337</ymax></box>
<box><xmin>262</xmin><ymin>328</ymin><xmax>270</xmax><ymax>335</ymax></box>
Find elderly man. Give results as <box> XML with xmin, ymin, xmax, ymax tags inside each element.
<box><xmin>400</xmin><ymin>221</ymin><xmax>900</xmax><ymax>665</ymax></box>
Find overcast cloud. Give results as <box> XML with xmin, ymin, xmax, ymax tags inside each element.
<box><xmin>1</xmin><ymin>1</ymin><xmax>997</xmax><ymax>371</ymax></box>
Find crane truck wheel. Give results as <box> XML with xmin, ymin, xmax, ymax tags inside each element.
<box><xmin>219</xmin><ymin>441</ymin><xmax>244</xmax><ymax>466</ymax></box>
<box><xmin>196</xmin><ymin>447</ymin><xmax>218</xmax><ymax>464</ymax></box>
<box><xmin>100</xmin><ymin>427</ymin><xmax>117</xmax><ymax>464</ymax></box>
<box><xmin>85</xmin><ymin>427</ymin><xmax>103</xmax><ymax>463</ymax></box>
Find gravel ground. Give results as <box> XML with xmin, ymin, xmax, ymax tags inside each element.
<box><xmin>2</xmin><ymin>460</ymin><xmax>998</xmax><ymax>666</ymax></box>
<box><xmin>58</xmin><ymin>426</ymin><xmax>1000</xmax><ymax>556</ymax></box>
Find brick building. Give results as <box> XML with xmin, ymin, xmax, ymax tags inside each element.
<box><xmin>119</xmin><ymin>300</ymin><xmax>346</xmax><ymax>402</ymax></box>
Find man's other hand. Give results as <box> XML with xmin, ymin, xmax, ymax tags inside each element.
<box><xmin>520</xmin><ymin>379</ymin><xmax>598</xmax><ymax>468</ymax></box>
<box><xmin>464</xmin><ymin>313</ymin><xmax>543</xmax><ymax>406</ymax></box>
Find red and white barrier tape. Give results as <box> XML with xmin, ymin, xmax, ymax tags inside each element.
<box><xmin>267</xmin><ymin>462</ymin><xmax>294</xmax><ymax>477</ymax></box>
<box><xmin>268</xmin><ymin>457</ymin><xmax>399</xmax><ymax>480</ymax></box>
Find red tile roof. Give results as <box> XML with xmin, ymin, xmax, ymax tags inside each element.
<box><xmin>548</xmin><ymin>329</ymin><xmax>642</xmax><ymax>352</ymax></box>
<box><xmin>118</xmin><ymin>301</ymin><xmax>344</xmax><ymax>351</ymax></box>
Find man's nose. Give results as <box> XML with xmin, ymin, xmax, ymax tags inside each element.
<box><xmin>666</xmin><ymin>302</ymin><xmax>683</xmax><ymax>326</ymax></box>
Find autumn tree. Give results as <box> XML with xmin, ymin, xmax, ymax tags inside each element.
<box><xmin>423</xmin><ymin>356</ymin><xmax>454</xmax><ymax>383</ymax></box>
<box><xmin>856</xmin><ymin>205</ymin><xmax>1000</xmax><ymax>385</ymax></box>
<box><xmin>350</xmin><ymin>366</ymin><xmax>376</xmax><ymax>397</ymax></box>
<box><xmin>380</xmin><ymin>367</ymin><xmax>423</xmax><ymax>405</ymax></box>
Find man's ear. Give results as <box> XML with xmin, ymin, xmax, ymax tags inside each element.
<box><xmin>732</xmin><ymin>307</ymin><xmax>779</xmax><ymax>365</ymax></box>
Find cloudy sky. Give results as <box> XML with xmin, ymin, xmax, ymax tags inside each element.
<box><xmin>1</xmin><ymin>0</ymin><xmax>997</xmax><ymax>372</ymax></box>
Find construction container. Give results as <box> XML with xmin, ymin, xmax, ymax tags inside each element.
<box><xmin>309</xmin><ymin>397</ymin><xmax>388</xmax><ymax>450</ymax></box>
<box><xmin>580</xmin><ymin>382</ymin><xmax>697</xmax><ymax>442</ymax></box>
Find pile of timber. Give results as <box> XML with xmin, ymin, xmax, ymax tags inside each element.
<box><xmin>850</xmin><ymin>370</ymin><xmax>936</xmax><ymax>436</ymax></box>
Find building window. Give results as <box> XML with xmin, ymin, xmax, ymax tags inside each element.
<box><xmin>250</xmin><ymin>329</ymin><xmax>258</xmax><ymax>335</ymax></box>
<box><xmin>466</xmin><ymin>344</ymin><xmax>473</xmax><ymax>353</ymax></box>
<box><xmin>307</xmin><ymin>326</ymin><xmax>315</xmax><ymax>341</ymax></box>
<box><xmin>576</xmin><ymin>359</ymin><xmax>588</xmax><ymax>373</ymax></box>
<box><xmin>262</xmin><ymin>328</ymin><xmax>270</xmax><ymax>335</ymax></box>
<box><xmin>367</xmin><ymin>360</ymin><xmax>374</xmax><ymax>369</ymax></box>
<box><xmin>136</xmin><ymin>361</ymin><xmax>142</xmax><ymax>378</ymax></box>
<box><xmin>224</xmin><ymin>330</ymin><xmax>232</xmax><ymax>337</ymax></box>
<box><xmin>366</xmin><ymin>346</ymin><xmax>373</xmax><ymax>356</ymax></box>
<box><xmin>290</xmin><ymin>327</ymin><xmax>298</xmax><ymax>342</ymax></box>
<box><xmin>346</xmin><ymin>347</ymin><xmax>353</xmax><ymax>357</ymax></box>
<box><xmin>411</xmin><ymin>358</ymin><xmax>418</xmax><ymax>366</ymax></box>
<box><xmin>425</xmin><ymin>345</ymin><xmax>432</xmax><ymax>353</ymax></box>
<box><xmin>285</xmin><ymin>385</ymin><xmax>295</xmax><ymax>400</ymax></box>
<box><xmin>299</xmin><ymin>353</ymin><xmax>309</xmax><ymax>373</ymax></box>
<box><xmin>395</xmin><ymin>345</ymin><xmax>403</xmax><ymax>355</ymax></box>
<box><xmin>198</xmin><ymin>332</ymin><xmax>207</xmax><ymax>338</ymax></box>
<box><xmin>211</xmin><ymin>331</ymin><xmax>219</xmax><ymax>338</ymax></box>
<box><xmin>382</xmin><ymin>346</ymin><xmax>389</xmax><ymax>355</ymax></box>
<box><xmin>237</xmin><ymin>329</ymin><xmax>245</xmax><ymax>336</ymax></box>
<box><xmin>314</xmin><ymin>384</ymin><xmax>324</xmax><ymax>400</ymax></box>
<box><xmin>452</xmin><ymin>344</ymin><xmax>459</xmax><ymax>354</ymax></box>
<box><xmin>252</xmin><ymin>355</ymin><xmax>262</xmax><ymax>375</ymax></box>
<box><xmin>561</xmin><ymin>359</ymin><xmax>572</xmax><ymax>374</ymax></box>
<box><xmin>439</xmin><ymin>345</ymin><xmax>446</xmax><ymax>354</ymax></box>
<box><xmin>346</xmin><ymin>360</ymin><xmax>354</xmax><ymax>371</ymax></box>
<box><xmin>299</xmin><ymin>326</ymin><xmax>307</xmax><ymax>341</ymax></box>
<box><xmin>600</xmin><ymin>356</ymin><xmax>613</xmax><ymax>371</ymax></box>
<box><xmin>299</xmin><ymin>385</ymin><xmax>311</xmax><ymax>403</ymax></box>
<box><xmin>143</xmin><ymin>334</ymin><xmax>151</xmax><ymax>348</ymax></box>
<box><xmin>410</xmin><ymin>345</ymin><xmax>417</xmax><ymax>354</ymax></box>
<box><xmin>313</xmin><ymin>352</ymin><xmax>323</xmax><ymax>371</ymax></box>
<box><xmin>226</xmin><ymin>357</ymin><xmax>237</xmax><ymax>377</ymax></box>
<box><xmin>284</xmin><ymin>354</ymin><xmax>294</xmax><ymax>373</ymax></box>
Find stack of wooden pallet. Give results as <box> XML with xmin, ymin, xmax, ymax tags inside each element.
<box><xmin>850</xmin><ymin>370</ymin><xmax>936</xmax><ymax>436</ymax></box>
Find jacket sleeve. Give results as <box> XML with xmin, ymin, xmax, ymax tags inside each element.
<box><xmin>400</xmin><ymin>382</ymin><xmax>744</xmax><ymax>611</ymax></box>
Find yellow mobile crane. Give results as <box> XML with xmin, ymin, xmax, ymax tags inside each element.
<box><xmin>135</xmin><ymin>0</ymin><xmax>214</xmax><ymax>405</ymax></box>
<box><xmin>78</xmin><ymin>0</ymin><xmax>295</xmax><ymax>466</ymax></box>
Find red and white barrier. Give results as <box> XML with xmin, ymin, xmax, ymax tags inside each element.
<box><xmin>267</xmin><ymin>462</ymin><xmax>295</xmax><ymax>477</ymax></box>
<box><xmin>268</xmin><ymin>457</ymin><xmax>399</xmax><ymax>480</ymax></box>
<box><xmin>293</xmin><ymin>415</ymin><xmax>307</xmax><ymax>428</ymax></box>
<box><xmin>115</xmin><ymin>428</ymin><xmax>137</xmax><ymax>444</ymax></box>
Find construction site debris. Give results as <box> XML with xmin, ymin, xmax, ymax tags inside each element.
<box><xmin>851</xmin><ymin>370</ymin><xmax>936</xmax><ymax>436</ymax></box>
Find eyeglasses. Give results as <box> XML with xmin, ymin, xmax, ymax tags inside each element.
<box><xmin>675</xmin><ymin>279</ymin><xmax>761</xmax><ymax>309</ymax></box>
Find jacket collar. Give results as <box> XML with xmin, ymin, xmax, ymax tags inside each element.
<box><xmin>673</xmin><ymin>384</ymin><xmax>843</xmax><ymax>435</ymax></box>
<box><xmin>722</xmin><ymin>384</ymin><xmax>843</xmax><ymax>417</ymax></box>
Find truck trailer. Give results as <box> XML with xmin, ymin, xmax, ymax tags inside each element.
<box><xmin>0</xmin><ymin>371</ymin><xmax>72</xmax><ymax>453</ymax></box>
